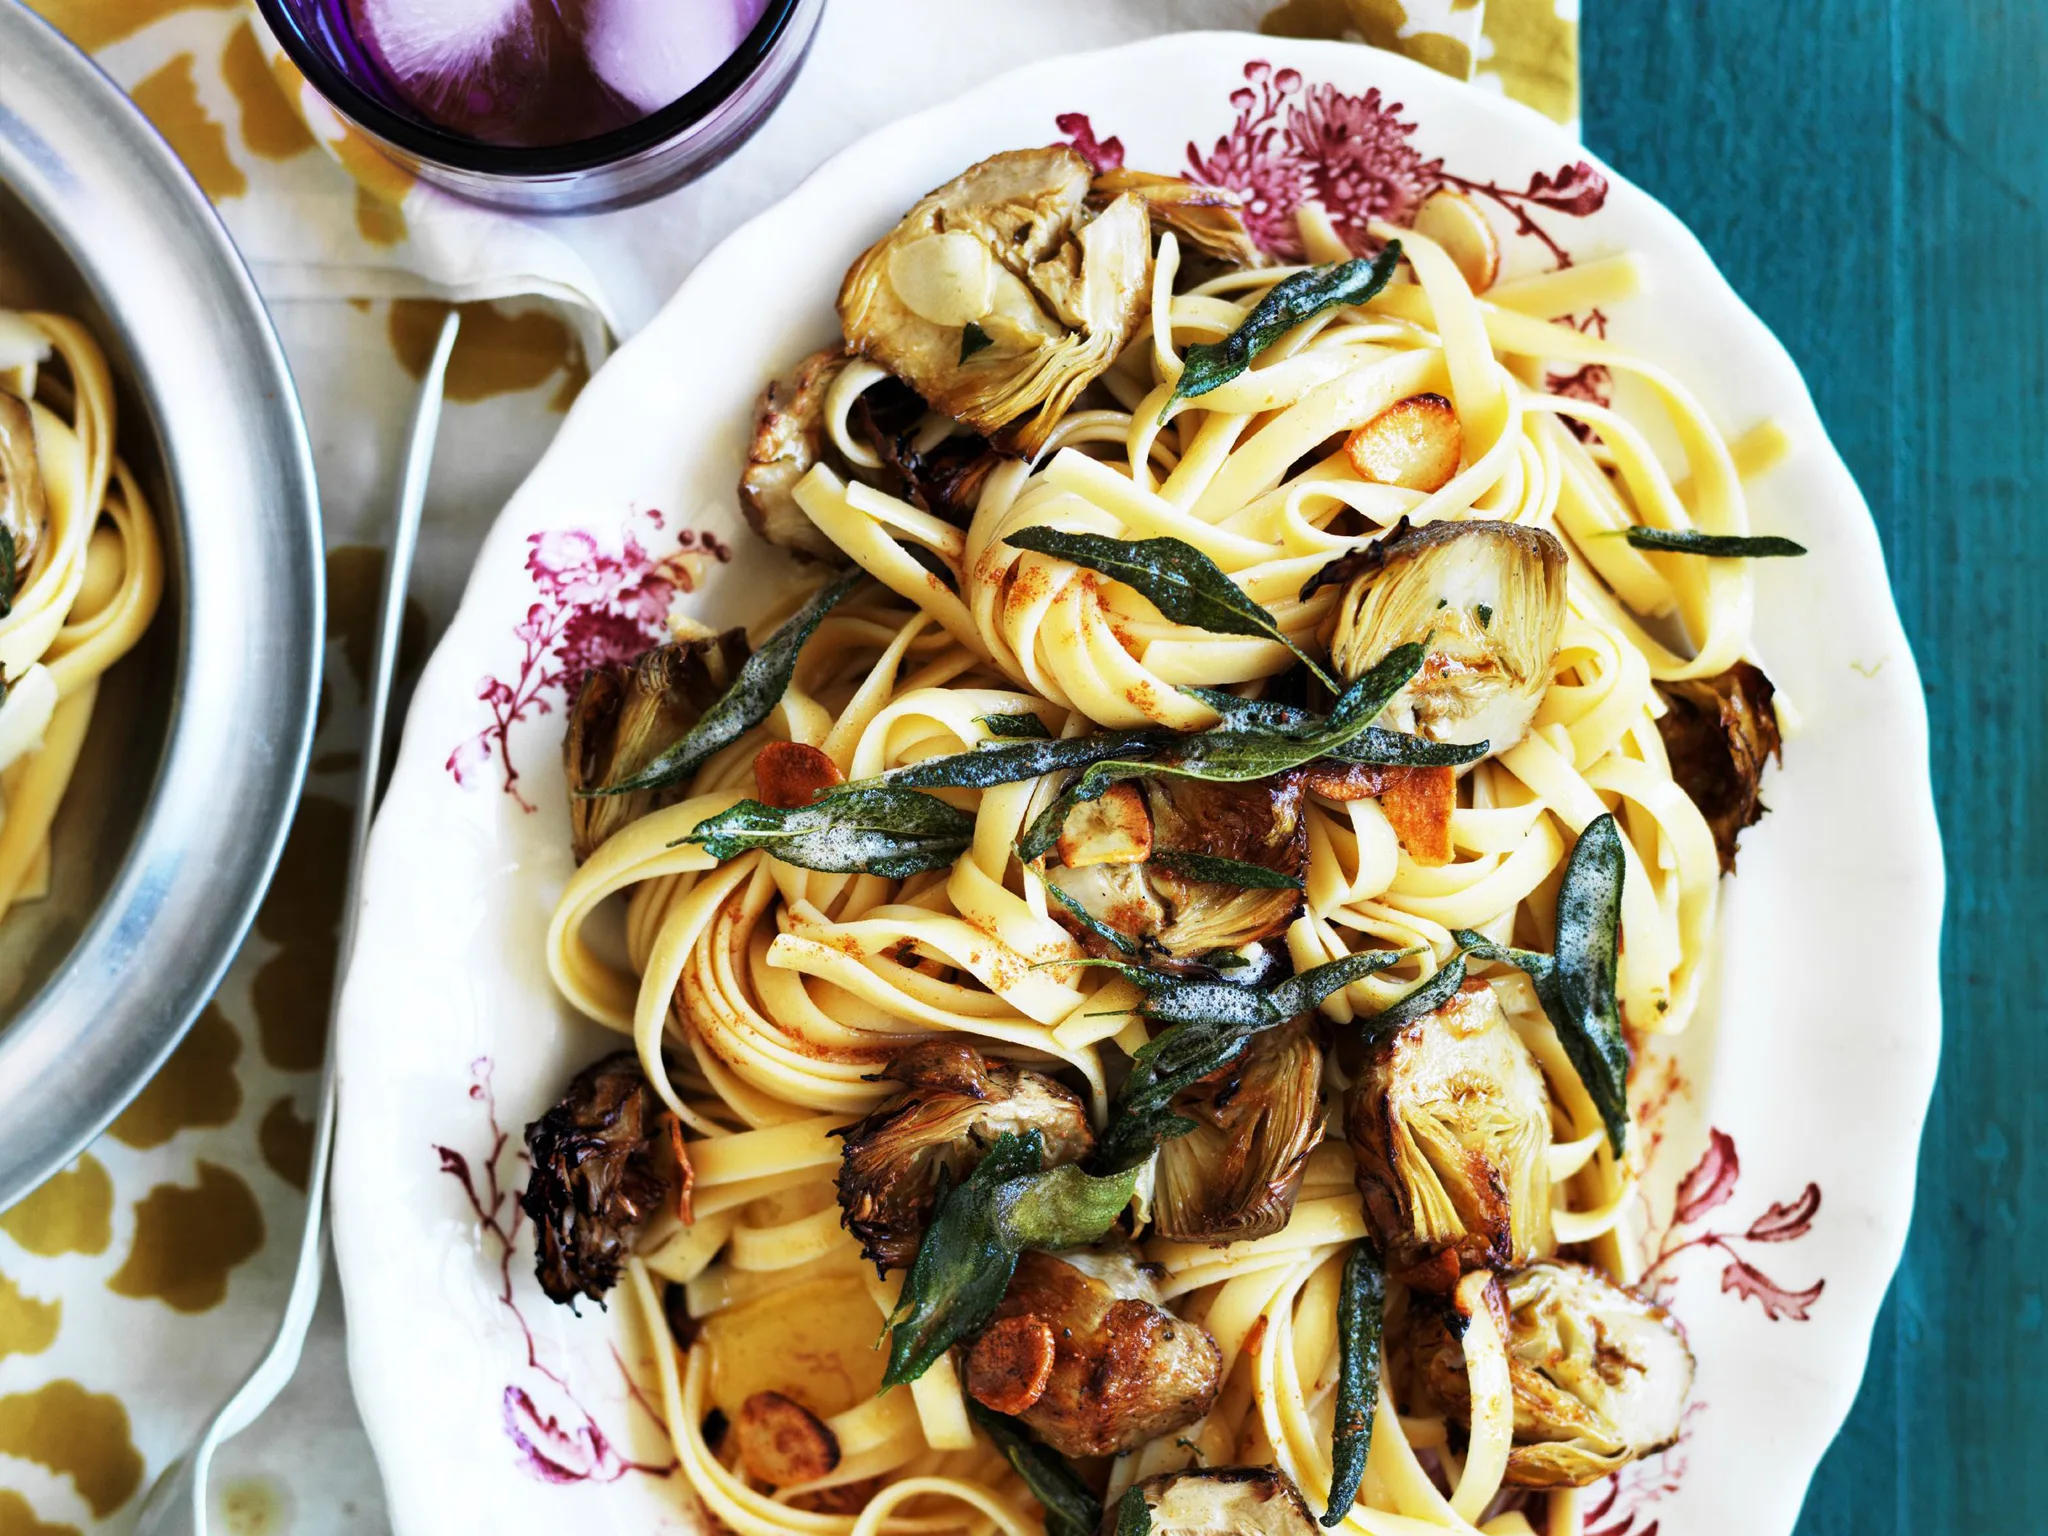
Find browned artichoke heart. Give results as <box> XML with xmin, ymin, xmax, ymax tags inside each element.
<box><xmin>1346</xmin><ymin>979</ymin><xmax>1554</xmax><ymax>1293</ymax></box>
<box><xmin>1405</xmin><ymin>1260</ymin><xmax>1695</xmax><ymax>1489</ymax></box>
<box><xmin>520</xmin><ymin>1051</ymin><xmax>690</xmax><ymax>1308</ymax></box>
<box><xmin>1319</xmin><ymin>518</ymin><xmax>1567</xmax><ymax>754</ymax></box>
<box><xmin>834</xmin><ymin>1041</ymin><xmax>1093</xmax><ymax>1272</ymax></box>
<box><xmin>1655</xmin><ymin>660</ymin><xmax>1782</xmax><ymax>874</ymax></box>
<box><xmin>964</xmin><ymin>1247</ymin><xmax>1221</xmax><ymax>1458</ymax></box>
<box><xmin>740</xmin><ymin>346</ymin><xmax>851</xmax><ymax>564</ymax></box>
<box><xmin>1045</xmin><ymin>774</ymin><xmax>1306</xmax><ymax>965</ymax></box>
<box><xmin>1088</xmin><ymin>167</ymin><xmax>1267</xmax><ymax>271</ymax></box>
<box><xmin>0</xmin><ymin>391</ymin><xmax>46</xmax><ymax>585</ymax></box>
<box><xmin>563</xmin><ymin>629</ymin><xmax>751</xmax><ymax>863</ymax></box>
<box><xmin>1106</xmin><ymin>1467</ymin><xmax>1319</xmax><ymax>1536</ymax></box>
<box><xmin>1154</xmin><ymin>1019</ymin><xmax>1324</xmax><ymax>1245</ymax></box>
<box><xmin>837</xmin><ymin>147</ymin><xmax>1152</xmax><ymax>457</ymax></box>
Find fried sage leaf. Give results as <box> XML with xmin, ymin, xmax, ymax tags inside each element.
<box><xmin>978</xmin><ymin>711</ymin><xmax>1052</xmax><ymax>739</ymax></box>
<box><xmin>1003</xmin><ymin>527</ymin><xmax>1336</xmax><ymax>689</ymax></box>
<box><xmin>592</xmin><ymin>568</ymin><xmax>864</xmax><ymax>796</ymax></box>
<box><xmin>1179</xmin><ymin>687</ymin><xmax>1488</xmax><ymax>769</ymax></box>
<box><xmin>0</xmin><ymin>525</ymin><xmax>14</xmax><ymax>618</ymax></box>
<box><xmin>681</xmin><ymin>785</ymin><xmax>972</xmax><ymax>877</ymax></box>
<box><xmin>1112</xmin><ymin>1486</ymin><xmax>1152</xmax><ymax>1536</ymax></box>
<box><xmin>969</xmin><ymin>1402</ymin><xmax>1101</xmax><ymax>1536</ymax></box>
<box><xmin>1323</xmin><ymin>1242</ymin><xmax>1386</xmax><ymax>1526</ymax></box>
<box><xmin>1018</xmin><ymin>642</ymin><xmax>1429</xmax><ymax>862</ymax></box>
<box><xmin>1454</xmin><ymin>812</ymin><xmax>1629</xmax><ymax>1153</ymax></box>
<box><xmin>1148</xmin><ymin>848</ymin><xmax>1303</xmax><ymax>890</ymax></box>
<box><xmin>884</xmin><ymin>1131</ymin><xmax>1139</xmax><ymax>1386</ymax></box>
<box><xmin>1170</xmin><ymin>246</ymin><xmax>1404</xmax><ymax>406</ymax></box>
<box><xmin>881</xmin><ymin>729</ymin><xmax>1157</xmax><ymax>793</ymax></box>
<box><xmin>1622</xmin><ymin>527</ymin><xmax>1807</xmax><ymax>558</ymax></box>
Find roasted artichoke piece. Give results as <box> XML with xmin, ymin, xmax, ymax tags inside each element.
<box><xmin>520</xmin><ymin>1051</ymin><xmax>690</xmax><ymax>1308</ymax></box>
<box><xmin>835</xmin><ymin>1041</ymin><xmax>1094</xmax><ymax>1271</ymax></box>
<box><xmin>563</xmin><ymin>629</ymin><xmax>751</xmax><ymax>863</ymax></box>
<box><xmin>1089</xmin><ymin>167</ymin><xmax>1267</xmax><ymax>270</ymax></box>
<box><xmin>1312</xmin><ymin>518</ymin><xmax>1567</xmax><ymax>754</ymax></box>
<box><xmin>1104</xmin><ymin>1466</ymin><xmax>1319</xmax><ymax>1536</ymax></box>
<box><xmin>740</xmin><ymin>346</ymin><xmax>851</xmax><ymax>563</ymax></box>
<box><xmin>1655</xmin><ymin>660</ymin><xmax>1782</xmax><ymax>873</ymax></box>
<box><xmin>1045</xmin><ymin>774</ymin><xmax>1307</xmax><ymax>967</ymax></box>
<box><xmin>1154</xmin><ymin>1019</ymin><xmax>1325</xmax><ymax>1245</ymax></box>
<box><xmin>1346</xmin><ymin>980</ymin><xmax>1553</xmax><ymax>1292</ymax></box>
<box><xmin>1405</xmin><ymin>1260</ymin><xmax>1695</xmax><ymax>1488</ymax></box>
<box><xmin>0</xmin><ymin>390</ymin><xmax>45</xmax><ymax>589</ymax></box>
<box><xmin>837</xmin><ymin>147</ymin><xmax>1152</xmax><ymax>457</ymax></box>
<box><xmin>964</xmin><ymin>1247</ymin><xmax>1221</xmax><ymax>1458</ymax></box>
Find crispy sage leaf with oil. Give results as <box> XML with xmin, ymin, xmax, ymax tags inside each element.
<box><xmin>0</xmin><ymin>525</ymin><xmax>14</xmax><ymax>618</ymax></box>
<box><xmin>592</xmin><ymin>567</ymin><xmax>864</xmax><ymax>796</ymax></box>
<box><xmin>977</xmin><ymin>711</ymin><xmax>1052</xmax><ymax>740</ymax></box>
<box><xmin>1353</xmin><ymin>953</ymin><xmax>1468</xmax><ymax>1038</ymax></box>
<box><xmin>968</xmin><ymin>1402</ymin><xmax>1100</xmax><ymax>1536</ymax></box>
<box><xmin>1180</xmin><ymin>686</ymin><xmax>1488</xmax><ymax>768</ymax></box>
<box><xmin>1003</xmin><ymin>527</ymin><xmax>1336</xmax><ymax>689</ymax></box>
<box><xmin>1323</xmin><ymin>1242</ymin><xmax>1386</xmax><ymax>1526</ymax></box>
<box><xmin>1149</xmin><ymin>848</ymin><xmax>1303</xmax><ymax>890</ymax></box>
<box><xmin>883</xmin><ymin>1130</ymin><xmax>1138</xmax><ymax>1386</ymax></box>
<box><xmin>1113</xmin><ymin>1486</ymin><xmax>1152</xmax><ymax>1536</ymax></box>
<box><xmin>1621</xmin><ymin>527</ymin><xmax>1807</xmax><ymax>558</ymax></box>
<box><xmin>680</xmin><ymin>785</ymin><xmax>971</xmax><ymax>878</ymax></box>
<box><xmin>1018</xmin><ymin>642</ymin><xmax>1428</xmax><ymax>862</ymax></box>
<box><xmin>876</xmin><ymin>728</ymin><xmax>1158</xmax><ymax>794</ymax></box>
<box><xmin>1169</xmin><ymin>244</ymin><xmax>1403</xmax><ymax>407</ymax></box>
<box><xmin>1451</xmin><ymin>812</ymin><xmax>1629</xmax><ymax>1153</ymax></box>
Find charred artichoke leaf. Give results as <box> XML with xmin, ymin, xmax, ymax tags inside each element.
<box><xmin>1408</xmin><ymin>1260</ymin><xmax>1695</xmax><ymax>1489</ymax></box>
<box><xmin>1346</xmin><ymin>979</ymin><xmax>1554</xmax><ymax>1293</ymax></box>
<box><xmin>847</xmin><ymin>374</ymin><xmax>1001</xmax><ymax>528</ymax></box>
<box><xmin>1109</xmin><ymin>1467</ymin><xmax>1319</xmax><ymax>1536</ymax></box>
<box><xmin>1153</xmin><ymin>1018</ymin><xmax>1324</xmax><ymax>1244</ymax></box>
<box><xmin>836</xmin><ymin>1041</ymin><xmax>1094</xmax><ymax>1271</ymax></box>
<box><xmin>520</xmin><ymin>1051</ymin><xmax>689</xmax><ymax>1307</ymax></box>
<box><xmin>1090</xmin><ymin>168</ymin><xmax>1268</xmax><ymax>271</ymax></box>
<box><xmin>1655</xmin><ymin>660</ymin><xmax>1782</xmax><ymax>873</ymax></box>
<box><xmin>740</xmin><ymin>346</ymin><xmax>852</xmax><ymax>563</ymax></box>
<box><xmin>564</xmin><ymin>630</ymin><xmax>750</xmax><ymax>862</ymax></box>
<box><xmin>1045</xmin><ymin>775</ymin><xmax>1306</xmax><ymax>964</ymax></box>
<box><xmin>1317</xmin><ymin>518</ymin><xmax>1567</xmax><ymax>754</ymax></box>
<box><xmin>968</xmin><ymin>1248</ymin><xmax>1222</xmax><ymax>1458</ymax></box>
<box><xmin>0</xmin><ymin>391</ymin><xmax>46</xmax><ymax>607</ymax></box>
<box><xmin>838</xmin><ymin>147</ymin><xmax>1152</xmax><ymax>456</ymax></box>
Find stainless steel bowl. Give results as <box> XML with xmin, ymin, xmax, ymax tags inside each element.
<box><xmin>0</xmin><ymin>2</ymin><xmax>322</xmax><ymax>1206</ymax></box>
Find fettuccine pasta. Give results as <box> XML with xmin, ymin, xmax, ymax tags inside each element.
<box><xmin>529</xmin><ymin>147</ymin><xmax>1790</xmax><ymax>1536</ymax></box>
<box><xmin>0</xmin><ymin>309</ymin><xmax>165</xmax><ymax>921</ymax></box>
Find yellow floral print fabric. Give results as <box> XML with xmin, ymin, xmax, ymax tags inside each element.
<box><xmin>0</xmin><ymin>1</ymin><xmax>1578</xmax><ymax>1529</ymax></box>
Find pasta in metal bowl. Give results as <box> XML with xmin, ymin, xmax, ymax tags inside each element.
<box><xmin>0</xmin><ymin>309</ymin><xmax>163</xmax><ymax>925</ymax></box>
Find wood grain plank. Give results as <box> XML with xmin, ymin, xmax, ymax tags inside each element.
<box><xmin>1587</xmin><ymin>1</ymin><xmax>2048</xmax><ymax>1529</ymax></box>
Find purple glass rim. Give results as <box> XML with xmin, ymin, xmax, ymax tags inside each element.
<box><xmin>252</xmin><ymin>0</ymin><xmax>807</xmax><ymax>179</ymax></box>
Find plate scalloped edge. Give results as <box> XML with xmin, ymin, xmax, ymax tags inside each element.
<box><xmin>333</xmin><ymin>32</ymin><xmax>1944</xmax><ymax>1536</ymax></box>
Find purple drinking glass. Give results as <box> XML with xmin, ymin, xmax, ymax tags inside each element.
<box><xmin>253</xmin><ymin>0</ymin><xmax>823</xmax><ymax>214</ymax></box>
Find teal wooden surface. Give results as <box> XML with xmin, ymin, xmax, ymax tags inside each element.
<box><xmin>1584</xmin><ymin>3</ymin><xmax>2042</xmax><ymax>1529</ymax></box>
